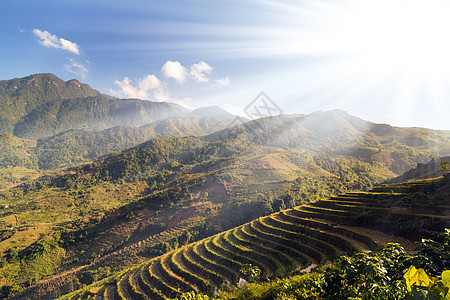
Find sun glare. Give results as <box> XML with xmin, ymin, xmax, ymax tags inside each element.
<box><xmin>336</xmin><ymin>1</ymin><xmax>450</xmax><ymax>78</ymax></box>
<box><xmin>264</xmin><ymin>0</ymin><xmax>450</xmax><ymax>128</ymax></box>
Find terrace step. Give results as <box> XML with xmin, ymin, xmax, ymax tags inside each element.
<box><xmin>149</xmin><ymin>259</ymin><xmax>180</xmax><ymax>298</ymax></box>
<box><xmin>280</xmin><ymin>210</ymin><xmax>379</xmax><ymax>251</ymax></box>
<box><xmin>234</xmin><ymin>225</ymin><xmax>295</xmax><ymax>270</ymax></box>
<box><xmin>257</xmin><ymin>217</ymin><xmax>341</xmax><ymax>259</ymax></box>
<box><xmin>191</xmin><ymin>241</ymin><xmax>237</xmax><ymax>281</ymax></box>
<box><xmin>169</xmin><ymin>249</ymin><xmax>208</xmax><ymax>292</ymax></box>
<box><xmin>251</xmin><ymin>219</ymin><xmax>327</xmax><ymax>264</ymax></box>
<box><xmin>180</xmin><ymin>246</ymin><xmax>223</xmax><ymax>286</ymax></box>
<box><xmin>241</xmin><ymin>223</ymin><xmax>312</xmax><ymax>268</ymax></box>
<box><xmin>136</xmin><ymin>263</ymin><xmax>166</xmax><ymax>300</ymax></box>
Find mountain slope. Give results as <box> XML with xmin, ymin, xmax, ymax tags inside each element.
<box><xmin>0</xmin><ymin>73</ymin><xmax>101</xmax><ymax>134</ymax></box>
<box><xmin>34</xmin><ymin>117</ymin><xmax>229</xmax><ymax>169</ymax></box>
<box><xmin>207</xmin><ymin>110</ymin><xmax>450</xmax><ymax>175</ymax></box>
<box><xmin>1</xmin><ymin>111</ymin><xmax>449</xmax><ymax>299</ymax></box>
<box><xmin>385</xmin><ymin>156</ymin><xmax>450</xmax><ymax>184</ymax></box>
<box><xmin>1</xmin><ymin>74</ymin><xmax>228</xmax><ymax>139</ymax></box>
<box><xmin>13</xmin><ymin>95</ymin><xmax>188</xmax><ymax>139</ymax></box>
<box><xmin>0</xmin><ymin>134</ymin><xmax>40</xmax><ymax>189</ymax></box>
<box><xmin>64</xmin><ymin>176</ymin><xmax>449</xmax><ymax>299</ymax></box>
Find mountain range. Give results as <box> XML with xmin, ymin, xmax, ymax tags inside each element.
<box><xmin>0</xmin><ymin>74</ymin><xmax>449</xmax><ymax>299</ymax></box>
<box><xmin>0</xmin><ymin>73</ymin><xmax>236</xmax><ymax>140</ymax></box>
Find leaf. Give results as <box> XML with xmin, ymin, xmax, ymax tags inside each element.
<box><xmin>442</xmin><ymin>270</ymin><xmax>450</xmax><ymax>288</ymax></box>
<box><xmin>442</xmin><ymin>270</ymin><xmax>450</xmax><ymax>299</ymax></box>
<box><xmin>404</xmin><ymin>266</ymin><xmax>432</xmax><ymax>292</ymax></box>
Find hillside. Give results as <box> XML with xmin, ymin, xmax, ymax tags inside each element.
<box><xmin>13</xmin><ymin>95</ymin><xmax>188</xmax><ymax>140</ymax></box>
<box><xmin>0</xmin><ymin>110</ymin><xmax>449</xmax><ymax>297</ymax></box>
<box><xmin>1</xmin><ymin>126</ymin><xmax>448</xmax><ymax>299</ymax></box>
<box><xmin>0</xmin><ymin>74</ymin><xmax>101</xmax><ymax>134</ymax></box>
<box><xmin>0</xmin><ymin>116</ymin><xmax>231</xmax><ymax>187</ymax></box>
<box><xmin>0</xmin><ymin>134</ymin><xmax>41</xmax><ymax>189</ymax></box>
<box><xmin>385</xmin><ymin>156</ymin><xmax>450</xmax><ymax>184</ymax></box>
<box><xmin>0</xmin><ymin>74</ymin><xmax>449</xmax><ymax>299</ymax></box>
<box><xmin>0</xmin><ymin>134</ymin><xmax>38</xmax><ymax>170</ymax></box>
<box><xmin>62</xmin><ymin>176</ymin><xmax>449</xmax><ymax>299</ymax></box>
<box><xmin>207</xmin><ymin>110</ymin><xmax>450</xmax><ymax>175</ymax></box>
<box><xmin>33</xmin><ymin>116</ymin><xmax>229</xmax><ymax>170</ymax></box>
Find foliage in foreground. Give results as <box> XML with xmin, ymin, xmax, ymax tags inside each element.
<box><xmin>178</xmin><ymin>230</ymin><xmax>450</xmax><ymax>300</ymax></box>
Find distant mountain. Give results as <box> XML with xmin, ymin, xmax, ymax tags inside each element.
<box><xmin>13</xmin><ymin>95</ymin><xmax>189</xmax><ymax>139</ymax></box>
<box><xmin>189</xmin><ymin>106</ymin><xmax>237</xmax><ymax>120</ymax></box>
<box><xmin>385</xmin><ymin>156</ymin><xmax>450</xmax><ymax>184</ymax></box>
<box><xmin>207</xmin><ymin>110</ymin><xmax>450</xmax><ymax>175</ymax></box>
<box><xmin>2</xmin><ymin>74</ymin><xmax>241</xmax><ymax>139</ymax></box>
<box><xmin>0</xmin><ymin>73</ymin><xmax>101</xmax><ymax>134</ymax></box>
<box><xmin>34</xmin><ymin>117</ymin><xmax>229</xmax><ymax>169</ymax></box>
<box><xmin>31</xmin><ymin>109</ymin><xmax>449</xmax><ymax>193</ymax></box>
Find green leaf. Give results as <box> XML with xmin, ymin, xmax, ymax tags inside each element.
<box><xmin>442</xmin><ymin>270</ymin><xmax>450</xmax><ymax>288</ymax></box>
<box><xmin>404</xmin><ymin>266</ymin><xmax>432</xmax><ymax>292</ymax></box>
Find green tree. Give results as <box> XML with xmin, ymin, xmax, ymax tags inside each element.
<box><xmin>240</xmin><ymin>264</ymin><xmax>261</xmax><ymax>283</ymax></box>
<box><xmin>441</xmin><ymin>161</ymin><xmax>450</xmax><ymax>176</ymax></box>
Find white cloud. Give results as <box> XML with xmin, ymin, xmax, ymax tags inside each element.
<box><xmin>110</xmin><ymin>74</ymin><xmax>192</xmax><ymax>107</ymax></box>
<box><xmin>161</xmin><ymin>61</ymin><xmax>187</xmax><ymax>84</ymax></box>
<box><xmin>110</xmin><ymin>75</ymin><xmax>172</xmax><ymax>102</ymax></box>
<box><xmin>190</xmin><ymin>61</ymin><xmax>213</xmax><ymax>82</ymax></box>
<box><xmin>65</xmin><ymin>59</ymin><xmax>88</xmax><ymax>79</ymax></box>
<box><xmin>138</xmin><ymin>74</ymin><xmax>162</xmax><ymax>92</ymax></box>
<box><xmin>111</xmin><ymin>77</ymin><xmax>148</xmax><ymax>99</ymax></box>
<box><xmin>33</xmin><ymin>28</ymin><xmax>80</xmax><ymax>54</ymax></box>
<box><xmin>171</xmin><ymin>97</ymin><xmax>192</xmax><ymax>107</ymax></box>
<box><xmin>110</xmin><ymin>60</ymin><xmax>229</xmax><ymax>108</ymax></box>
<box><xmin>214</xmin><ymin>76</ymin><xmax>231</xmax><ymax>87</ymax></box>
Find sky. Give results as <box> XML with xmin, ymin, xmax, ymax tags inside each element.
<box><xmin>1</xmin><ymin>0</ymin><xmax>449</xmax><ymax>130</ymax></box>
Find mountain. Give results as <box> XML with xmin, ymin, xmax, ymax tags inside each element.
<box><xmin>34</xmin><ymin>116</ymin><xmax>228</xmax><ymax>169</ymax></box>
<box><xmin>13</xmin><ymin>95</ymin><xmax>189</xmax><ymax>139</ymax></box>
<box><xmin>1</xmin><ymin>74</ymin><xmax>450</xmax><ymax>299</ymax></box>
<box><xmin>189</xmin><ymin>106</ymin><xmax>237</xmax><ymax>120</ymax></box>
<box><xmin>0</xmin><ymin>73</ymin><xmax>101</xmax><ymax>134</ymax></box>
<box><xmin>0</xmin><ymin>74</ymin><xmax>211</xmax><ymax>139</ymax></box>
<box><xmin>207</xmin><ymin>110</ymin><xmax>450</xmax><ymax>175</ymax></box>
<box><xmin>49</xmin><ymin>177</ymin><xmax>450</xmax><ymax>299</ymax></box>
<box><xmin>1</xmin><ymin>109</ymin><xmax>449</xmax><ymax>298</ymax></box>
<box><xmin>385</xmin><ymin>156</ymin><xmax>450</xmax><ymax>184</ymax></box>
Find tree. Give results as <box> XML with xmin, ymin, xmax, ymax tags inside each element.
<box><xmin>239</xmin><ymin>264</ymin><xmax>261</xmax><ymax>283</ymax></box>
<box><xmin>441</xmin><ymin>161</ymin><xmax>450</xmax><ymax>176</ymax></box>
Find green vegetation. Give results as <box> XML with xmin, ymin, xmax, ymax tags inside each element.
<box><xmin>206</xmin><ymin>231</ymin><xmax>449</xmax><ymax>300</ymax></box>
<box><xmin>0</xmin><ymin>74</ymin><xmax>449</xmax><ymax>299</ymax></box>
<box><xmin>0</xmin><ymin>125</ymin><xmax>448</xmax><ymax>299</ymax></box>
<box><xmin>34</xmin><ymin>117</ymin><xmax>228</xmax><ymax>170</ymax></box>
<box><xmin>442</xmin><ymin>160</ymin><xmax>450</xmax><ymax>176</ymax></box>
<box><xmin>0</xmin><ymin>73</ymin><xmax>100</xmax><ymax>135</ymax></box>
<box><xmin>61</xmin><ymin>178</ymin><xmax>449</xmax><ymax>299</ymax></box>
<box><xmin>386</xmin><ymin>156</ymin><xmax>450</xmax><ymax>184</ymax></box>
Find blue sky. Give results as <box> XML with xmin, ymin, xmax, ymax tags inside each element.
<box><xmin>1</xmin><ymin>0</ymin><xmax>449</xmax><ymax>129</ymax></box>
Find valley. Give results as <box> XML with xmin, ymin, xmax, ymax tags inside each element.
<box><xmin>0</xmin><ymin>74</ymin><xmax>448</xmax><ymax>299</ymax></box>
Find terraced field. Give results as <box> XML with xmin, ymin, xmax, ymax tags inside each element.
<box><xmin>64</xmin><ymin>179</ymin><xmax>449</xmax><ymax>299</ymax></box>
